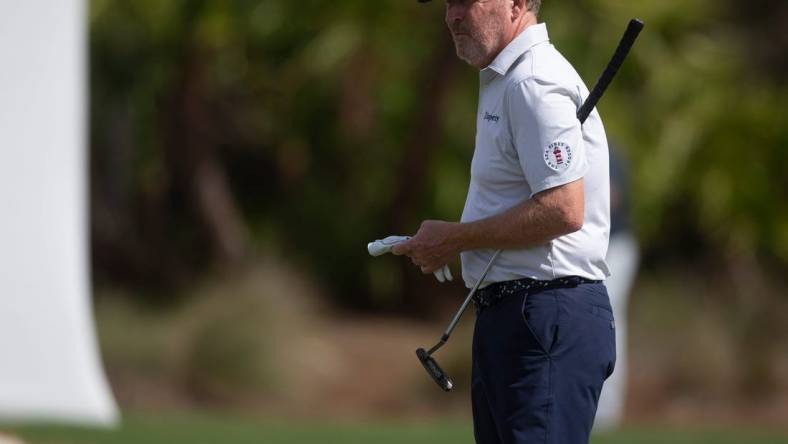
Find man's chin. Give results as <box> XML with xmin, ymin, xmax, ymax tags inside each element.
<box><xmin>456</xmin><ymin>48</ymin><xmax>484</xmax><ymax>67</ymax></box>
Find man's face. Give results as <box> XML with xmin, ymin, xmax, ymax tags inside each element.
<box><xmin>445</xmin><ymin>0</ymin><xmax>509</xmax><ymax>69</ymax></box>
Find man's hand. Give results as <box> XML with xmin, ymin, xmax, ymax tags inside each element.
<box><xmin>391</xmin><ymin>220</ymin><xmax>461</xmax><ymax>274</ymax></box>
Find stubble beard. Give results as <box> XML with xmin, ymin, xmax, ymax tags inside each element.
<box><xmin>451</xmin><ymin>15</ymin><xmax>504</xmax><ymax>68</ymax></box>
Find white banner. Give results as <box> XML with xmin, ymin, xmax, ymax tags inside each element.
<box><xmin>0</xmin><ymin>0</ymin><xmax>118</xmax><ymax>425</ymax></box>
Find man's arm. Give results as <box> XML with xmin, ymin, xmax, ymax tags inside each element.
<box><xmin>391</xmin><ymin>178</ymin><xmax>584</xmax><ymax>273</ymax></box>
<box><xmin>457</xmin><ymin>178</ymin><xmax>584</xmax><ymax>250</ymax></box>
<box><xmin>394</xmin><ymin>75</ymin><xmax>589</xmax><ymax>274</ymax></box>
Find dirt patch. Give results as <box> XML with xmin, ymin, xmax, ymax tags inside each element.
<box><xmin>0</xmin><ymin>433</ymin><xmax>26</xmax><ymax>444</ymax></box>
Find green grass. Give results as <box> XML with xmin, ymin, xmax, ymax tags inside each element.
<box><xmin>5</xmin><ymin>412</ymin><xmax>788</xmax><ymax>444</ymax></box>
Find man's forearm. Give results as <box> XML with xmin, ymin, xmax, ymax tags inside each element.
<box><xmin>451</xmin><ymin>181</ymin><xmax>585</xmax><ymax>252</ymax></box>
<box><xmin>390</xmin><ymin>181</ymin><xmax>584</xmax><ymax>272</ymax></box>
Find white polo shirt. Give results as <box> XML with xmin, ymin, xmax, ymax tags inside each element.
<box><xmin>460</xmin><ymin>23</ymin><xmax>611</xmax><ymax>288</ymax></box>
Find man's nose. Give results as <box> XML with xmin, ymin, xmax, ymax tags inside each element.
<box><xmin>445</xmin><ymin>4</ymin><xmax>465</xmax><ymax>24</ymax></box>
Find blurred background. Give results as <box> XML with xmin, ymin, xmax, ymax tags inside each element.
<box><xmin>3</xmin><ymin>0</ymin><xmax>788</xmax><ymax>442</ymax></box>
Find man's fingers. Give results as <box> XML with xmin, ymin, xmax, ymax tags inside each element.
<box><xmin>391</xmin><ymin>240</ymin><xmax>412</xmax><ymax>256</ymax></box>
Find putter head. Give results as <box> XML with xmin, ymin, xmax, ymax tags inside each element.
<box><xmin>416</xmin><ymin>348</ymin><xmax>453</xmax><ymax>392</ymax></box>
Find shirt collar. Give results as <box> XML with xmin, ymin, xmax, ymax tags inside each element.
<box><xmin>481</xmin><ymin>23</ymin><xmax>549</xmax><ymax>80</ymax></box>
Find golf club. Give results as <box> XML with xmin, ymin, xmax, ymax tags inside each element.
<box><xmin>416</xmin><ymin>18</ymin><xmax>645</xmax><ymax>392</ymax></box>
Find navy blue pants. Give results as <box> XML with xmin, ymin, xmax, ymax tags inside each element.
<box><xmin>471</xmin><ymin>282</ymin><xmax>616</xmax><ymax>444</ymax></box>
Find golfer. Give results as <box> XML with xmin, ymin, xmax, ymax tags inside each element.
<box><xmin>393</xmin><ymin>0</ymin><xmax>615</xmax><ymax>443</ymax></box>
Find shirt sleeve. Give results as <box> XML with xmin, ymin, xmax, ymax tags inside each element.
<box><xmin>507</xmin><ymin>76</ymin><xmax>588</xmax><ymax>197</ymax></box>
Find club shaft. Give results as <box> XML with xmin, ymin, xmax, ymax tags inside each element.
<box><xmin>430</xmin><ymin>250</ymin><xmax>501</xmax><ymax>355</ymax></box>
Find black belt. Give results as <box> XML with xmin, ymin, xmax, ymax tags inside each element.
<box><xmin>473</xmin><ymin>276</ymin><xmax>601</xmax><ymax>310</ymax></box>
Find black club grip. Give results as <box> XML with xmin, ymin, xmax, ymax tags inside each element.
<box><xmin>577</xmin><ymin>19</ymin><xmax>644</xmax><ymax>124</ymax></box>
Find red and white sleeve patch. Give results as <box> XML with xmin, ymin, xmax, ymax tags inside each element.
<box><xmin>543</xmin><ymin>141</ymin><xmax>573</xmax><ymax>171</ymax></box>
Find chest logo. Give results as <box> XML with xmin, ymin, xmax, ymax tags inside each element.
<box><xmin>544</xmin><ymin>141</ymin><xmax>573</xmax><ymax>171</ymax></box>
<box><xmin>483</xmin><ymin>112</ymin><xmax>500</xmax><ymax>123</ymax></box>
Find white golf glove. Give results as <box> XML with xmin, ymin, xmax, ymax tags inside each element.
<box><xmin>367</xmin><ymin>235</ymin><xmax>453</xmax><ymax>283</ymax></box>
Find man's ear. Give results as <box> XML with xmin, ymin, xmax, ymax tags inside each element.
<box><xmin>510</xmin><ymin>0</ymin><xmax>526</xmax><ymax>20</ymax></box>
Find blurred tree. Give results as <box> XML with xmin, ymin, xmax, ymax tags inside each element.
<box><xmin>89</xmin><ymin>0</ymin><xmax>787</xmax><ymax>310</ymax></box>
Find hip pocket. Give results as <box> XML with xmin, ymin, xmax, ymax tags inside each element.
<box><xmin>521</xmin><ymin>291</ymin><xmax>560</xmax><ymax>357</ymax></box>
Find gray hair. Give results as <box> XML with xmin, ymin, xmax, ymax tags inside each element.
<box><xmin>526</xmin><ymin>0</ymin><xmax>541</xmax><ymax>15</ymax></box>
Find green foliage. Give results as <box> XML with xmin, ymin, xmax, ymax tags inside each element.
<box><xmin>89</xmin><ymin>0</ymin><xmax>788</xmax><ymax>308</ymax></box>
<box><xmin>542</xmin><ymin>0</ymin><xmax>788</xmax><ymax>264</ymax></box>
<box><xmin>179</xmin><ymin>292</ymin><xmax>279</xmax><ymax>400</ymax></box>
